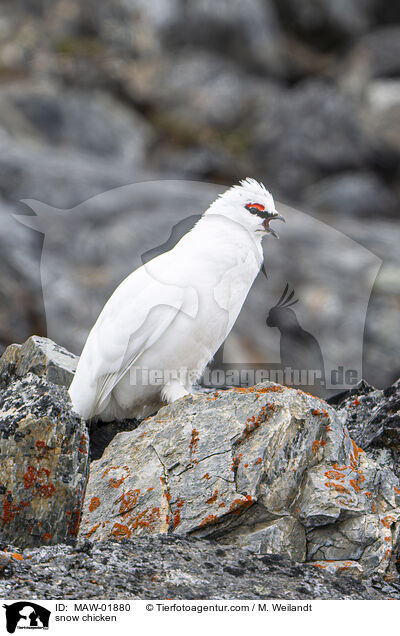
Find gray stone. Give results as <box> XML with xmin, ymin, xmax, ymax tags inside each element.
<box><xmin>0</xmin><ymin>536</ymin><xmax>396</xmax><ymax>600</ymax></box>
<box><xmin>224</xmin><ymin>516</ymin><xmax>307</xmax><ymax>562</ymax></box>
<box><xmin>335</xmin><ymin>379</ymin><xmax>400</xmax><ymax>479</ymax></box>
<box><xmin>163</xmin><ymin>0</ymin><xmax>284</xmax><ymax>75</ymax></box>
<box><xmin>272</xmin><ymin>0</ymin><xmax>377</xmax><ymax>44</ymax></box>
<box><xmin>0</xmin><ymin>373</ymin><xmax>89</xmax><ymax>548</ymax></box>
<box><xmin>79</xmin><ymin>381</ymin><xmax>400</xmax><ymax>577</ymax></box>
<box><xmin>1</xmin><ymin>82</ymin><xmax>153</xmax><ymax>164</ymax></box>
<box><xmin>0</xmin><ymin>336</ymin><xmax>78</xmax><ymax>390</ymax></box>
<box><xmin>310</xmin><ymin>560</ymin><xmax>363</xmax><ymax>578</ymax></box>
<box><xmin>304</xmin><ymin>172</ymin><xmax>397</xmax><ymax>217</ymax></box>
<box><xmin>253</xmin><ymin>80</ymin><xmax>369</xmax><ymax>198</ymax></box>
<box><xmin>360</xmin><ymin>27</ymin><xmax>400</xmax><ymax>78</ymax></box>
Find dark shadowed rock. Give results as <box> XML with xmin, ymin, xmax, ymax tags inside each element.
<box><xmin>336</xmin><ymin>379</ymin><xmax>400</xmax><ymax>479</ymax></box>
<box><xmin>0</xmin><ymin>536</ymin><xmax>399</xmax><ymax>599</ymax></box>
<box><xmin>272</xmin><ymin>0</ymin><xmax>377</xmax><ymax>48</ymax></box>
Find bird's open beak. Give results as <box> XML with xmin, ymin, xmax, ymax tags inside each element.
<box><xmin>263</xmin><ymin>212</ymin><xmax>285</xmax><ymax>238</ymax></box>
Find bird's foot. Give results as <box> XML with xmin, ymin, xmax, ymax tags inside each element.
<box><xmin>162</xmin><ymin>381</ymin><xmax>191</xmax><ymax>404</ymax></box>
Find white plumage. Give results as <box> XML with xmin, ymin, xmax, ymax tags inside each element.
<box><xmin>69</xmin><ymin>178</ymin><xmax>284</xmax><ymax>421</ymax></box>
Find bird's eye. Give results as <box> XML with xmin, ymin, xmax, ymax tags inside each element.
<box><xmin>245</xmin><ymin>202</ymin><xmax>265</xmax><ymax>215</ymax></box>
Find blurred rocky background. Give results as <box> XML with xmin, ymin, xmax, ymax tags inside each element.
<box><xmin>0</xmin><ymin>0</ymin><xmax>399</xmax><ymax>393</ymax></box>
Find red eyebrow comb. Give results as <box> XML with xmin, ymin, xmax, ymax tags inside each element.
<box><xmin>246</xmin><ymin>202</ymin><xmax>265</xmax><ymax>212</ymax></box>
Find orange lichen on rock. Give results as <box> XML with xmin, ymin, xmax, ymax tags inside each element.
<box><xmin>349</xmin><ymin>439</ymin><xmax>363</xmax><ymax>470</ymax></box>
<box><xmin>206</xmin><ymin>393</ymin><xmax>219</xmax><ymax>401</ymax></box>
<box><xmin>312</xmin><ymin>440</ymin><xmax>320</xmax><ymax>454</ymax></box>
<box><xmin>35</xmin><ymin>440</ymin><xmax>50</xmax><ymax>459</ymax></box>
<box><xmin>78</xmin><ymin>433</ymin><xmax>88</xmax><ymax>454</ymax></box>
<box><xmin>23</xmin><ymin>466</ymin><xmax>56</xmax><ymax>498</ymax></box>
<box><xmin>88</xmin><ymin>497</ymin><xmax>100</xmax><ymax>512</ymax></box>
<box><xmin>131</xmin><ymin>506</ymin><xmax>161</xmax><ymax>531</ymax></box>
<box><xmin>102</xmin><ymin>466</ymin><xmax>120</xmax><ymax>478</ymax></box>
<box><xmin>324</xmin><ymin>482</ymin><xmax>350</xmax><ymax>494</ymax></box>
<box><xmin>381</xmin><ymin>515</ymin><xmax>396</xmax><ymax>529</ymax></box>
<box><xmin>325</xmin><ymin>470</ymin><xmax>345</xmax><ymax>481</ymax></box>
<box><xmin>231</xmin><ymin>454</ymin><xmax>243</xmax><ymax>472</ymax></box>
<box><xmin>233</xmin><ymin>385</ymin><xmax>283</xmax><ymax>395</ymax></box>
<box><xmin>199</xmin><ymin>513</ymin><xmax>218</xmax><ymax>528</ymax></box>
<box><xmin>42</xmin><ymin>533</ymin><xmax>52</xmax><ymax>542</ymax></box>
<box><xmin>206</xmin><ymin>491</ymin><xmax>219</xmax><ymax>504</ymax></box>
<box><xmin>350</xmin><ymin>474</ymin><xmax>365</xmax><ymax>493</ymax></box>
<box><xmin>312</xmin><ymin>408</ymin><xmax>329</xmax><ymax>419</ymax></box>
<box><xmin>239</xmin><ymin>405</ymin><xmax>274</xmax><ymax>443</ymax></box>
<box><xmin>332</xmin><ymin>463</ymin><xmax>347</xmax><ymax>471</ymax></box>
<box><xmin>254</xmin><ymin>457</ymin><xmax>262</xmax><ymax>465</ymax></box>
<box><xmin>66</xmin><ymin>508</ymin><xmax>81</xmax><ymax>537</ymax></box>
<box><xmin>112</xmin><ymin>523</ymin><xmax>131</xmax><ymax>539</ymax></box>
<box><xmin>228</xmin><ymin>494</ymin><xmax>254</xmax><ymax>515</ymax></box>
<box><xmin>189</xmin><ymin>428</ymin><xmax>200</xmax><ymax>455</ymax></box>
<box><xmin>12</xmin><ymin>553</ymin><xmax>23</xmax><ymax>560</ymax></box>
<box><xmin>104</xmin><ymin>465</ymin><xmax>131</xmax><ymax>489</ymax></box>
<box><xmin>257</xmin><ymin>385</ymin><xmax>283</xmax><ymax>394</ymax></box>
<box><xmin>2</xmin><ymin>493</ymin><xmax>29</xmax><ymax>527</ymax></box>
<box><xmin>117</xmin><ymin>489</ymin><xmax>141</xmax><ymax>514</ymax></box>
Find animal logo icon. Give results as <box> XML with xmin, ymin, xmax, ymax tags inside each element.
<box><xmin>266</xmin><ymin>284</ymin><xmax>325</xmax><ymax>389</ymax></box>
<box><xmin>3</xmin><ymin>602</ymin><xmax>50</xmax><ymax>633</ymax></box>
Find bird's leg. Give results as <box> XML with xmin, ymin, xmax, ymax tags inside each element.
<box><xmin>162</xmin><ymin>380</ymin><xmax>190</xmax><ymax>404</ymax></box>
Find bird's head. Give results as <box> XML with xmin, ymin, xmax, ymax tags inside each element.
<box><xmin>205</xmin><ymin>178</ymin><xmax>285</xmax><ymax>238</ymax></box>
<box><xmin>266</xmin><ymin>284</ymin><xmax>299</xmax><ymax>329</ymax></box>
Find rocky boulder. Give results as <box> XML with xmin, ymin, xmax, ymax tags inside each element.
<box><xmin>79</xmin><ymin>381</ymin><xmax>400</xmax><ymax>578</ymax></box>
<box><xmin>0</xmin><ymin>337</ymin><xmax>88</xmax><ymax>548</ymax></box>
<box><xmin>335</xmin><ymin>379</ymin><xmax>400</xmax><ymax>480</ymax></box>
<box><xmin>0</xmin><ymin>336</ymin><xmax>78</xmax><ymax>390</ymax></box>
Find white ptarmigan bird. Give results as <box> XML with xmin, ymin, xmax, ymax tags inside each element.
<box><xmin>69</xmin><ymin>179</ymin><xmax>284</xmax><ymax>421</ymax></box>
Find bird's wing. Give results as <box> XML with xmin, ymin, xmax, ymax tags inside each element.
<box><xmin>74</xmin><ymin>260</ymin><xmax>198</xmax><ymax>417</ymax></box>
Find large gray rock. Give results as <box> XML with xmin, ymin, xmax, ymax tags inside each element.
<box><xmin>0</xmin><ymin>82</ymin><xmax>153</xmax><ymax>165</ymax></box>
<box><xmin>304</xmin><ymin>172</ymin><xmax>397</xmax><ymax>218</ymax></box>
<box><xmin>163</xmin><ymin>0</ymin><xmax>284</xmax><ymax>75</ymax></box>
<box><xmin>0</xmin><ymin>373</ymin><xmax>89</xmax><ymax>548</ymax></box>
<box><xmin>253</xmin><ymin>80</ymin><xmax>369</xmax><ymax>198</ymax></box>
<box><xmin>1</xmin><ymin>536</ymin><xmax>397</xmax><ymax>600</ymax></box>
<box><xmin>79</xmin><ymin>381</ymin><xmax>400</xmax><ymax>577</ymax></box>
